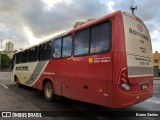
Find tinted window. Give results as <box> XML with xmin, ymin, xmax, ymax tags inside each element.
<box><xmin>39</xmin><ymin>43</ymin><xmax>47</xmax><ymax>61</ymax></box>
<box><xmin>21</xmin><ymin>50</ymin><xmax>28</xmax><ymax>63</ymax></box>
<box><xmin>47</xmin><ymin>41</ymin><xmax>52</xmax><ymax>59</ymax></box>
<box><xmin>62</xmin><ymin>35</ymin><xmax>72</xmax><ymax>57</ymax></box>
<box><xmin>53</xmin><ymin>38</ymin><xmax>62</xmax><ymax>58</ymax></box>
<box><xmin>28</xmin><ymin>46</ymin><xmax>38</xmax><ymax>62</ymax></box>
<box><xmin>74</xmin><ymin>28</ymin><xmax>90</xmax><ymax>56</ymax></box>
<box><xmin>11</xmin><ymin>56</ymin><xmax>14</xmax><ymax>70</ymax></box>
<box><xmin>13</xmin><ymin>54</ymin><xmax>16</xmax><ymax>63</ymax></box>
<box><xmin>90</xmin><ymin>22</ymin><xmax>111</xmax><ymax>54</ymax></box>
<box><xmin>16</xmin><ymin>52</ymin><xmax>21</xmax><ymax>64</ymax></box>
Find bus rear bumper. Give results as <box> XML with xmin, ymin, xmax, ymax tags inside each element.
<box><xmin>114</xmin><ymin>87</ymin><xmax>153</xmax><ymax>108</ymax></box>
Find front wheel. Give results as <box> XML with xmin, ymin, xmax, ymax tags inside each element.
<box><xmin>15</xmin><ymin>76</ymin><xmax>21</xmax><ymax>87</ymax></box>
<box><xmin>44</xmin><ymin>81</ymin><xmax>54</xmax><ymax>102</ymax></box>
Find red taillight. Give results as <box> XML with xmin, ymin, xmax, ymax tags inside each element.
<box><xmin>118</xmin><ymin>67</ymin><xmax>131</xmax><ymax>91</ymax></box>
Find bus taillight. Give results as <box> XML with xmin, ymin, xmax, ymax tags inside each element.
<box><xmin>118</xmin><ymin>67</ymin><xmax>131</xmax><ymax>91</ymax></box>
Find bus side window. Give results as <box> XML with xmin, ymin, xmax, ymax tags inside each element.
<box><xmin>28</xmin><ymin>46</ymin><xmax>38</xmax><ymax>62</ymax></box>
<box><xmin>62</xmin><ymin>35</ymin><xmax>72</xmax><ymax>58</ymax></box>
<box><xmin>90</xmin><ymin>22</ymin><xmax>111</xmax><ymax>54</ymax></box>
<box><xmin>15</xmin><ymin>52</ymin><xmax>22</xmax><ymax>64</ymax></box>
<box><xmin>21</xmin><ymin>50</ymin><xmax>28</xmax><ymax>63</ymax></box>
<box><xmin>52</xmin><ymin>38</ymin><xmax>62</xmax><ymax>59</ymax></box>
<box><xmin>47</xmin><ymin>41</ymin><xmax>52</xmax><ymax>59</ymax></box>
<box><xmin>10</xmin><ymin>59</ymin><xmax>14</xmax><ymax>70</ymax></box>
<box><xmin>11</xmin><ymin>54</ymin><xmax>16</xmax><ymax>70</ymax></box>
<box><xmin>13</xmin><ymin>54</ymin><xmax>16</xmax><ymax>64</ymax></box>
<box><xmin>74</xmin><ymin>28</ymin><xmax>90</xmax><ymax>56</ymax></box>
<box><xmin>39</xmin><ymin>43</ymin><xmax>47</xmax><ymax>61</ymax></box>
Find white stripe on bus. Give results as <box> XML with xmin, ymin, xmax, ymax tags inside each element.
<box><xmin>29</xmin><ymin>61</ymin><xmax>49</xmax><ymax>86</ymax></box>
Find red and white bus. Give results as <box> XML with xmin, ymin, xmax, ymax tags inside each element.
<box><xmin>11</xmin><ymin>11</ymin><xmax>153</xmax><ymax>108</ymax></box>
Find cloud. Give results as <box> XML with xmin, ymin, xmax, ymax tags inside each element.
<box><xmin>0</xmin><ymin>0</ymin><xmax>108</xmax><ymax>50</ymax></box>
<box><xmin>22</xmin><ymin>0</ymin><xmax>108</xmax><ymax>37</ymax></box>
<box><xmin>0</xmin><ymin>0</ymin><xmax>159</xmax><ymax>52</ymax></box>
<box><xmin>107</xmin><ymin>1</ymin><xmax>115</xmax><ymax>12</ymax></box>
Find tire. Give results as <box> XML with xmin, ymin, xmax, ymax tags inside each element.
<box><xmin>15</xmin><ymin>76</ymin><xmax>21</xmax><ymax>87</ymax></box>
<box><xmin>44</xmin><ymin>81</ymin><xmax>54</xmax><ymax>102</ymax></box>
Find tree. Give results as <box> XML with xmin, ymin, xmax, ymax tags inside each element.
<box><xmin>1</xmin><ymin>53</ymin><xmax>11</xmax><ymax>68</ymax></box>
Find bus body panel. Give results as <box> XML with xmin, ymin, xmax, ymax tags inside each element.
<box><xmin>32</xmin><ymin>53</ymin><xmax>113</xmax><ymax>106</ymax></box>
<box><xmin>70</xmin><ymin>53</ymin><xmax>113</xmax><ymax>106</ymax></box>
<box><xmin>113</xmin><ymin>84</ymin><xmax>152</xmax><ymax>108</ymax></box>
<box><xmin>43</xmin><ymin>53</ymin><xmax>112</xmax><ymax>106</ymax></box>
<box><xmin>112</xmin><ymin>12</ymin><xmax>153</xmax><ymax>108</ymax></box>
<box><xmin>111</xmin><ymin>12</ymin><xmax>128</xmax><ymax>85</ymax></box>
<box><xmin>13</xmin><ymin>61</ymin><xmax>48</xmax><ymax>86</ymax></box>
<box><xmin>123</xmin><ymin>12</ymin><xmax>153</xmax><ymax>92</ymax></box>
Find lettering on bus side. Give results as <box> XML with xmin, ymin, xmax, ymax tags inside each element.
<box><xmin>129</xmin><ymin>28</ymin><xmax>149</xmax><ymax>41</ymax></box>
<box><xmin>88</xmin><ymin>57</ymin><xmax>111</xmax><ymax>64</ymax></box>
<box><xmin>16</xmin><ymin>66</ymin><xmax>29</xmax><ymax>71</ymax></box>
<box><xmin>135</xmin><ymin>57</ymin><xmax>151</xmax><ymax>66</ymax></box>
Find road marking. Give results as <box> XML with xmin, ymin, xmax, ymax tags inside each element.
<box><xmin>2</xmin><ymin>84</ymin><xmax>9</xmax><ymax>89</ymax></box>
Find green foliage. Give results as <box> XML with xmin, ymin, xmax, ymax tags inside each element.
<box><xmin>1</xmin><ymin>53</ymin><xmax>11</xmax><ymax>68</ymax></box>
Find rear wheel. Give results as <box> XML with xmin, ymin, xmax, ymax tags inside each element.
<box><xmin>44</xmin><ymin>81</ymin><xmax>54</xmax><ymax>102</ymax></box>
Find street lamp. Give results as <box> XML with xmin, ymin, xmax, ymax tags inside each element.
<box><xmin>0</xmin><ymin>38</ymin><xmax>10</xmax><ymax>72</ymax></box>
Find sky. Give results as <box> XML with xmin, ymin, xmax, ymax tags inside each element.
<box><xmin>0</xmin><ymin>0</ymin><xmax>159</xmax><ymax>53</ymax></box>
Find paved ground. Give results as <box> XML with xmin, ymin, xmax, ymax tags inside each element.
<box><xmin>0</xmin><ymin>72</ymin><xmax>160</xmax><ymax>120</ymax></box>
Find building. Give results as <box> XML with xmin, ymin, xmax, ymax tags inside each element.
<box><xmin>3</xmin><ymin>41</ymin><xmax>14</xmax><ymax>58</ymax></box>
<box><xmin>5</xmin><ymin>41</ymin><xmax>14</xmax><ymax>52</ymax></box>
<box><xmin>153</xmin><ymin>51</ymin><xmax>160</xmax><ymax>77</ymax></box>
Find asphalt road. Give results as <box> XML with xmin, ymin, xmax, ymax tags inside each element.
<box><xmin>0</xmin><ymin>72</ymin><xmax>160</xmax><ymax>120</ymax></box>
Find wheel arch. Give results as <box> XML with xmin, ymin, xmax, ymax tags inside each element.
<box><xmin>14</xmin><ymin>74</ymin><xmax>18</xmax><ymax>82</ymax></box>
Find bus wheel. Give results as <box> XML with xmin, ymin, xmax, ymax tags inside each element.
<box><xmin>15</xmin><ymin>76</ymin><xmax>21</xmax><ymax>87</ymax></box>
<box><xmin>44</xmin><ymin>81</ymin><xmax>54</xmax><ymax>102</ymax></box>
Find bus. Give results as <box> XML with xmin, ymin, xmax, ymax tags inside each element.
<box><xmin>11</xmin><ymin>11</ymin><xmax>153</xmax><ymax>108</ymax></box>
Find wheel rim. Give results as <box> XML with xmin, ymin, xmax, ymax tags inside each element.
<box><xmin>46</xmin><ymin>86</ymin><xmax>52</xmax><ymax>98</ymax></box>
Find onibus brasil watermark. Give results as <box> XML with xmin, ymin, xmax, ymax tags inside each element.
<box><xmin>1</xmin><ymin>111</ymin><xmax>160</xmax><ymax>117</ymax></box>
<box><xmin>1</xmin><ymin>112</ymin><xmax>42</xmax><ymax>118</ymax></box>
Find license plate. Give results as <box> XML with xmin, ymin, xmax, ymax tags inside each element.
<box><xmin>141</xmin><ymin>84</ymin><xmax>147</xmax><ymax>90</ymax></box>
